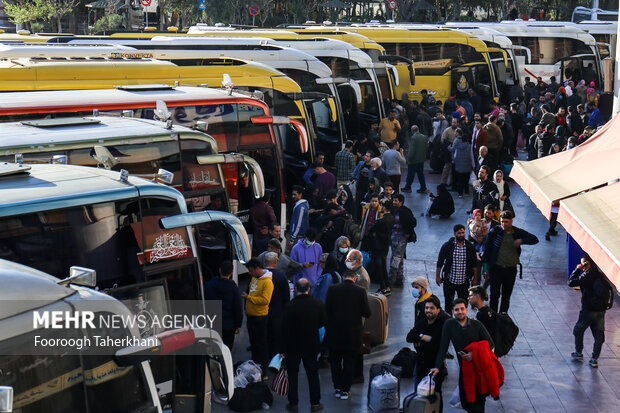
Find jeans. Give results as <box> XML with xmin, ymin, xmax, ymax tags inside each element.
<box><xmin>388</xmin><ymin>234</ymin><xmax>407</xmax><ymax>286</ymax></box>
<box><xmin>286</xmin><ymin>352</ymin><xmax>321</xmax><ymax>405</ymax></box>
<box><xmin>404</xmin><ymin>162</ymin><xmax>426</xmax><ymax>190</ymax></box>
<box><xmin>489</xmin><ymin>265</ymin><xmax>518</xmax><ymax>313</ymax></box>
<box><xmin>573</xmin><ymin>309</ymin><xmax>606</xmax><ymax>359</ymax></box>
<box><xmin>247</xmin><ymin>315</ymin><xmax>269</xmax><ymax>370</ymax></box>
<box><xmin>443</xmin><ymin>279</ymin><xmax>470</xmax><ymax>314</ymax></box>
<box><xmin>329</xmin><ymin>348</ymin><xmax>357</xmax><ymax>392</ymax></box>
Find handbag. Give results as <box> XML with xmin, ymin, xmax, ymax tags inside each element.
<box><xmin>271</xmin><ymin>362</ymin><xmax>289</xmax><ymax>396</ymax></box>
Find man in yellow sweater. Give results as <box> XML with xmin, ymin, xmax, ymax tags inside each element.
<box><xmin>242</xmin><ymin>258</ymin><xmax>274</xmax><ymax>378</ymax></box>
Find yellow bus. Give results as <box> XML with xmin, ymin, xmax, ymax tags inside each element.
<box><xmin>333</xmin><ymin>26</ymin><xmax>504</xmax><ymax>112</ymax></box>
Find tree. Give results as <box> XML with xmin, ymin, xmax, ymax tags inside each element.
<box><xmin>3</xmin><ymin>0</ymin><xmax>47</xmax><ymax>30</ymax></box>
<box><xmin>43</xmin><ymin>0</ymin><xmax>79</xmax><ymax>33</ymax></box>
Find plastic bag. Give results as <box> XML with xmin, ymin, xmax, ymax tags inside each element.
<box><xmin>449</xmin><ymin>384</ymin><xmax>461</xmax><ymax>408</ymax></box>
<box><xmin>416</xmin><ymin>374</ymin><xmax>435</xmax><ymax>397</ymax></box>
<box><xmin>236</xmin><ymin>360</ymin><xmax>262</xmax><ymax>384</ymax></box>
<box><xmin>368</xmin><ymin>372</ymin><xmax>399</xmax><ymax>410</ymax></box>
<box><xmin>271</xmin><ymin>363</ymin><xmax>289</xmax><ymax>396</ymax></box>
<box><xmin>469</xmin><ymin>171</ymin><xmax>477</xmax><ymax>186</ymax></box>
<box><xmin>268</xmin><ymin>354</ymin><xmax>282</xmax><ymax>373</ymax></box>
<box><xmin>234</xmin><ymin>373</ymin><xmax>249</xmax><ymax>389</ymax></box>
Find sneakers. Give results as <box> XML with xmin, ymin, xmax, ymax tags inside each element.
<box><xmin>311</xmin><ymin>403</ymin><xmax>324</xmax><ymax>411</ymax></box>
<box><xmin>571</xmin><ymin>352</ymin><xmax>584</xmax><ymax>360</ymax></box>
<box><xmin>549</xmin><ymin>229</ymin><xmax>558</xmax><ymax>236</ymax></box>
<box><xmin>545</xmin><ymin>232</ymin><xmax>551</xmax><ymax>241</ymax></box>
<box><xmin>334</xmin><ymin>390</ymin><xmax>341</xmax><ymax>398</ymax></box>
<box><xmin>339</xmin><ymin>391</ymin><xmax>351</xmax><ymax>400</ymax></box>
<box><xmin>377</xmin><ymin>287</ymin><xmax>391</xmax><ymax>296</ymax></box>
<box><xmin>416</xmin><ymin>188</ymin><xmax>427</xmax><ymax>193</ymax></box>
<box><xmin>589</xmin><ymin>358</ymin><xmax>598</xmax><ymax>368</ymax></box>
<box><xmin>286</xmin><ymin>403</ymin><xmax>299</xmax><ymax>412</ymax></box>
<box><xmin>401</xmin><ymin>187</ymin><xmax>412</xmax><ymax>193</ymax></box>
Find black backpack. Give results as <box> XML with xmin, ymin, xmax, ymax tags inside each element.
<box><xmin>390</xmin><ymin>347</ymin><xmax>417</xmax><ymax>378</ymax></box>
<box><xmin>593</xmin><ymin>276</ymin><xmax>614</xmax><ymax>311</ymax></box>
<box><xmin>343</xmin><ymin>217</ymin><xmax>361</xmax><ymax>247</ymax></box>
<box><xmin>493</xmin><ymin>312</ymin><xmax>519</xmax><ymax>358</ymax></box>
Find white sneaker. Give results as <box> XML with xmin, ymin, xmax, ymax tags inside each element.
<box><xmin>339</xmin><ymin>391</ymin><xmax>351</xmax><ymax>400</ymax></box>
<box><xmin>333</xmin><ymin>390</ymin><xmax>341</xmax><ymax>398</ymax></box>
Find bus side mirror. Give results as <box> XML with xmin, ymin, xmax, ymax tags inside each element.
<box><xmin>57</xmin><ymin>266</ymin><xmax>96</xmax><ymax>287</ymax></box>
<box><xmin>153</xmin><ymin>169</ymin><xmax>174</xmax><ymax>185</ymax></box>
<box><xmin>0</xmin><ymin>386</ymin><xmax>13</xmax><ymax>412</ymax></box>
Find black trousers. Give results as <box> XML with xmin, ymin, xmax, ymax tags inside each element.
<box><xmin>455</xmin><ymin>171</ymin><xmax>470</xmax><ymax>196</ymax></box>
<box><xmin>222</xmin><ymin>327</ymin><xmax>236</xmax><ymax>350</ymax></box>
<box><xmin>329</xmin><ymin>348</ymin><xmax>357</xmax><ymax>392</ymax></box>
<box><xmin>372</xmin><ymin>251</ymin><xmax>389</xmax><ymax>290</ymax></box>
<box><xmin>443</xmin><ymin>279</ymin><xmax>470</xmax><ymax>314</ymax></box>
<box><xmin>459</xmin><ymin>364</ymin><xmax>486</xmax><ymax>413</ymax></box>
<box><xmin>286</xmin><ymin>352</ymin><xmax>321</xmax><ymax>405</ymax></box>
<box><xmin>247</xmin><ymin>315</ymin><xmax>269</xmax><ymax>370</ymax></box>
<box><xmin>267</xmin><ymin>313</ymin><xmax>283</xmax><ymax>361</ymax></box>
<box><xmin>489</xmin><ymin>265</ymin><xmax>518</xmax><ymax>313</ymax></box>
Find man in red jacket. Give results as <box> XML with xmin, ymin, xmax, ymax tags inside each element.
<box><xmin>431</xmin><ymin>298</ymin><xmax>493</xmax><ymax>413</ymax></box>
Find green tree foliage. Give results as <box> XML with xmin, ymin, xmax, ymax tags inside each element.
<box><xmin>3</xmin><ymin>0</ymin><xmax>47</xmax><ymax>29</ymax></box>
<box><xmin>92</xmin><ymin>13</ymin><xmax>124</xmax><ymax>34</ymax></box>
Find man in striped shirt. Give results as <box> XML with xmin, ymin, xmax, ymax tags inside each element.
<box><xmin>436</xmin><ymin>224</ymin><xmax>478</xmax><ymax>314</ymax></box>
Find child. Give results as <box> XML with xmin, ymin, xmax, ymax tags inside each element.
<box><xmin>468</xmin><ymin>209</ymin><xmax>487</xmax><ymax>249</ymax></box>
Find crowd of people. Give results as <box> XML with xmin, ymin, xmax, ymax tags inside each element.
<box><xmin>209</xmin><ymin>73</ymin><xmax>612</xmax><ymax>412</ymax></box>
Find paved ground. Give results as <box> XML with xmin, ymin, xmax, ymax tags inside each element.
<box><xmin>216</xmin><ymin>157</ymin><xmax>620</xmax><ymax>413</ymax></box>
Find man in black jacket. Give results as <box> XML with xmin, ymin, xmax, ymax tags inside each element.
<box><xmin>406</xmin><ymin>295</ymin><xmax>450</xmax><ymax>392</ymax></box>
<box><xmin>436</xmin><ymin>224</ymin><xmax>479</xmax><ymax>314</ymax></box>
<box><xmin>204</xmin><ymin>261</ymin><xmax>243</xmax><ymax>350</ymax></box>
<box><xmin>569</xmin><ymin>255</ymin><xmax>610</xmax><ymax>368</ymax></box>
<box><xmin>483</xmin><ymin>211</ymin><xmax>539</xmax><ymax>312</ymax></box>
<box><xmin>282</xmin><ymin>278</ymin><xmax>326</xmax><ymax>411</ymax></box>
<box><xmin>325</xmin><ymin>270</ymin><xmax>371</xmax><ymax>400</ymax></box>
<box><xmin>471</xmin><ymin>165</ymin><xmax>496</xmax><ymax>214</ymax></box>
<box><xmin>265</xmin><ymin>252</ymin><xmax>290</xmax><ymax>362</ymax></box>
<box><xmin>389</xmin><ymin>194</ymin><xmax>416</xmax><ymax>288</ymax></box>
<box><xmin>371</xmin><ymin>200</ymin><xmax>395</xmax><ymax>296</ymax></box>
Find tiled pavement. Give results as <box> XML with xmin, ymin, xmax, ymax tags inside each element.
<box><xmin>216</xmin><ymin>157</ymin><xmax>620</xmax><ymax>412</ymax></box>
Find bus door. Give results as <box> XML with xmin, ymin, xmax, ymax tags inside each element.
<box><xmin>302</xmin><ymin>92</ymin><xmax>341</xmax><ymax>166</ymax></box>
<box><xmin>452</xmin><ymin>65</ymin><xmax>493</xmax><ymax>113</ymax></box>
<box><xmin>559</xmin><ymin>54</ymin><xmax>601</xmax><ymax>87</ymax></box>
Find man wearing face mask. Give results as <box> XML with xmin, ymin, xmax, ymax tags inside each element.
<box><xmin>290</xmin><ymin>227</ymin><xmax>323</xmax><ymax>288</ymax></box>
<box><xmin>411</xmin><ymin>276</ymin><xmax>432</xmax><ymax>321</ymax></box>
<box><xmin>436</xmin><ymin>224</ymin><xmax>478</xmax><ymax>315</ymax></box>
<box><xmin>345</xmin><ymin>249</ymin><xmax>370</xmax><ymax>293</ymax></box>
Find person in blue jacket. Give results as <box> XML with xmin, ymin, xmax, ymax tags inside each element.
<box><xmin>288</xmin><ymin>185</ymin><xmax>309</xmax><ymax>251</ymax></box>
<box><xmin>204</xmin><ymin>261</ymin><xmax>243</xmax><ymax>349</ymax></box>
<box><xmin>290</xmin><ymin>227</ymin><xmax>323</xmax><ymax>287</ymax></box>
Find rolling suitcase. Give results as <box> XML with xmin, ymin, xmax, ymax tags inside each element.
<box><xmin>363</xmin><ymin>292</ymin><xmax>389</xmax><ymax>346</ymax></box>
<box><xmin>402</xmin><ymin>393</ymin><xmax>440</xmax><ymax>413</ymax></box>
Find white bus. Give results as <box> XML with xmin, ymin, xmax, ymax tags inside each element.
<box><xmin>0</xmin><ymin>85</ymin><xmax>304</xmax><ymax>229</ymax></box>
<box><xmin>472</xmin><ymin>21</ymin><xmax>603</xmax><ymax>87</ymax></box>
<box><xmin>0</xmin><ymin>162</ymin><xmax>249</xmax><ymax>411</ymax></box>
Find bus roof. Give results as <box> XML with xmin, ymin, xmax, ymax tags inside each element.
<box><xmin>0</xmin><ymin>85</ymin><xmax>269</xmax><ymax>116</ymax></box>
<box><xmin>0</xmin><ymin>116</ymin><xmax>217</xmax><ymax>152</ymax></box>
<box><xmin>329</xmin><ymin>26</ymin><xmax>489</xmax><ymax>48</ymax></box>
<box><xmin>0</xmin><ymin>163</ymin><xmax>186</xmax><ymax>218</ymax></box>
<box><xmin>56</xmin><ymin>37</ymin><xmax>334</xmax><ymax>79</ymax></box>
<box><xmin>488</xmin><ymin>21</ymin><xmax>598</xmax><ymax>44</ymax></box>
<box><xmin>0</xmin><ymin>57</ymin><xmax>303</xmax><ymax>93</ymax></box>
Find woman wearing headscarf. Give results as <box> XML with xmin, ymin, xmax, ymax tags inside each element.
<box><xmin>331</xmin><ymin>235</ymin><xmax>351</xmax><ymax>275</ymax></box>
<box><xmin>492</xmin><ymin>170</ymin><xmax>514</xmax><ymax>218</ymax></box>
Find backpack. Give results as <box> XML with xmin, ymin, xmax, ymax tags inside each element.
<box><xmin>493</xmin><ymin>312</ymin><xmax>519</xmax><ymax>358</ymax></box>
<box><xmin>390</xmin><ymin>347</ymin><xmax>417</xmax><ymax>378</ymax></box>
<box><xmin>343</xmin><ymin>217</ymin><xmax>362</xmax><ymax>247</ymax></box>
<box><xmin>593</xmin><ymin>276</ymin><xmax>614</xmax><ymax>311</ymax></box>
